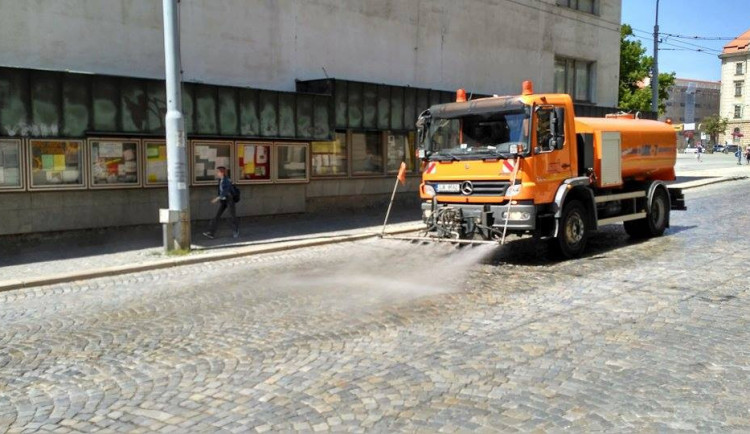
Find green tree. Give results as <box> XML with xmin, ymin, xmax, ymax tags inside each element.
<box><xmin>700</xmin><ymin>114</ymin><xmax>729</xmax><ymax>145</ymax></box>
<box><xmin>618</xmin><ymin>24</ymin><xmax>675</xmax><ymax>114</ymax></box>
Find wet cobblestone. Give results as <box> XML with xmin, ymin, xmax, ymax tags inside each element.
<box><xmin>1</xmin><ymin>180</ymin><xmax>750</xmax><ymax>432</ymax></box>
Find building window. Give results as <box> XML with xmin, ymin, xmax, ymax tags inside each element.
<box><xmin>557</xmin><ymin>0</ymin><xmax>597</xmax><ymax>14</ymax></box>
<box><xmin>735</xmin><ymin>81</ymin><xmax>744</xmax><ymax>97</ymax></box>
<box><xmin>311</xmin><ymin>132</ymin><xmax>348</xmax><ymax>177</ymax></box>
<box><xmin>554</xmin><ymin>57</ymin><xmax>594</xmax><ymax>102</ymax></box>
<box><xmin>737</xmin><ymin>62</ymin><xmax>744</xmax><ymax>75</ymax></box>
<box><xmin>351</xmin><ymin>131</ymin><xmax>383</xmax><ymax>175</ymax></box>
<box><xmin>734</xmin><ymin>105</ymin><xmax>742</xmax><ymax>119</ymax></box>
<box><xmin>385</xmin><ymin>132</ymin><xmax>415</xmax><ymax>173</ymax></box>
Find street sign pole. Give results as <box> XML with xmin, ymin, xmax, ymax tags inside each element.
<box><xmin>162</xmin><ymin>0</ymin><xmax>191</xmax><ymax>251</ymax></box>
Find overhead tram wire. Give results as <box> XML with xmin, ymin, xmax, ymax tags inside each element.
<box><xmin>660</xmin><ymin>32</ymin><xmax>750</xmax><ymax>41</ymax></box>
<box><xmin>632</xmin><ymin>28</ymin><xmax>725</xmax><ymax>54</ymax></box>
<box><xmin>630</xmin><ymin>30</ymin><xmax>722</xmax><ymax>56</ymax></box>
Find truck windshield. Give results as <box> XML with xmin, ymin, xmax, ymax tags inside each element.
<box><xmin>428</xmin><ymin>109</ymin><xmax>530</xmax><ymax>160</ymax></box>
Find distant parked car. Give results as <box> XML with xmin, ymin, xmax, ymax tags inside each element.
<box><xmin>725</xmin><ymin>144</ymin><xmax>740</xmax><ymax>154</ymax></box>
<box><xmin>712</xmin><ymin>144</ymin><xmax>725</xmax><ymax>153</ymax></box>
<box><xmin>683</xmin><ymin>146</ymin><xmax>698</xmax><ymax>154</ymax></box>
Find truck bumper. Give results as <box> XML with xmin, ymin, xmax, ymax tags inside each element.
<box><xmin>421</xmin><ymin>202</ymin><xmax>537</xmax><ymax>231</ymax></box>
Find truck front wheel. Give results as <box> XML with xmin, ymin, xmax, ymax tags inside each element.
<box><xmin>624</xmin><ymin>188</ymin><xmax>669</xmax><ymax>238</ymax></box>
<box><xmin>551</xmin><ymin>200</ymin><xmax>588</xmax><ymax>259</ymax></box>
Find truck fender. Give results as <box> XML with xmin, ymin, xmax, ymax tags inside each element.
<box><xmin>646</xmin><ymin>181</ymin><xmax>671</xmax><ymax>227</ymax></box>
<box><xmin>552</xmin><ymin>177</ymin><xmax>597</xmax><ymax>237</ymax></box>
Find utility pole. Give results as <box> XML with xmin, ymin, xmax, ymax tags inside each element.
<box><xmin>651</xmin><ymin>0</ymin><xmax>660</xmax><ymax>113</ymax></box>
<box><xmin>161</xmin><ymin>0</ymin><xmax>191</xmax><ymax>251</ymax></box>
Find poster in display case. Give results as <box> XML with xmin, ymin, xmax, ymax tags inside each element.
<box><xmin>275</xmin><ymin>142</ymin><xmax>309</xmax><ymax>182</ymax></box>
<box><xmin>192</xmin><ymin>140</ymin><xmax>232</xmax><ymax>184</ymax></box>
<box><xmin>28</xmin><ymin>139</ymin><xmax>85</xmax><ymax>190</ymax></box>
<box><xmin>236</xmin><ymin>142</ymin><xmax>271</xmax><ymax>183</ymax></box>
<box><xmin>0</xmin><ymin>139</ymin><xmax>23</xmax><ymax>190</ymax></box>
<box><xmin>144</xmin><ymin>140</ymin><xmax>168</xmax><ymax>186</ymax></box>
<box><xmin>89</xmin><ymin>138</ymin><xmax>141</xmax><ymax>188</ymax></box>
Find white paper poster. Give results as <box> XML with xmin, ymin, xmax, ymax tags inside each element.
<box><xmin>257</xmin><ymin>146</ymin><xmax>267</xmax><ymax>163</ymax></box>
<box><xmin>215</xmin><ymin>157</ymin><xmax>229</xmax><ymax>169</ymax></box>
<box><xmin>99</xmin><ymin>142</ymin><xmax>123</xmax><ymax>158</ymax></box>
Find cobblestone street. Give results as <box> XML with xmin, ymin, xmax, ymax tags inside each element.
<box><xmin>2</xmin><ymin>180</ymin><xmax>750</xmax><ymax>432</ymax></box>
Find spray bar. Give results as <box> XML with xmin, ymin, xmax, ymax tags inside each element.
<box><xmin>380</xmin><ymin>235</ymin><xmax>501</xmax><ymax>246</ymax></box>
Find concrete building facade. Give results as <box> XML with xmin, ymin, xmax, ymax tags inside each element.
<box><xmin>0</xmin><ymin>0</ymin><xmax>623</xmax><ymax>235</ymax></box>
<box><xmin>718</xmin><ymin>28</ymin><xmax>750</xmax><ymax>147</ymax></box>
<box><xmin>662</xmin><ymin>78</ymin><xmax>721</xmax><ymax>148</ymax></box>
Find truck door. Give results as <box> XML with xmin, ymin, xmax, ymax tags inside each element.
<box><xmin>533</xmin><ymin>107</ymin><xmax>573</xmax><ymax>203</ymax></box>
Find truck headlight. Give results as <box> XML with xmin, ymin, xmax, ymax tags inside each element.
<box><xmin>501</xmin><ymin>211</ymin><xmax>531</xmax><ymax>221</ymax></box>
<box><xmin>424</xmin><ymin>184</ymin><xmax>437</xmax><ymax>198</ymax></box>
<box><xmin>506</xmin><ymin>184</ymin><xmax>522</xmax><ymax>197</ymax></box>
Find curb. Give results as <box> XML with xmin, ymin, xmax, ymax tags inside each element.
<box><xmin>0</xmin><ymin>224</ymin><xmax>423</xmax><ymax>293</ymax></box>
<box><xmin>671</xmin><ymin>175</ymin><xmax>748</xmax><ymax>190</ymax></box>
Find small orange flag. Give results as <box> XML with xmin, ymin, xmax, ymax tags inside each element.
<box><xmin>397</xmin><ymin>161</ymin><xmax>407</xmax><ymax>185</ymax></box>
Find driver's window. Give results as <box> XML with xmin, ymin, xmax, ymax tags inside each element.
<box><xmin>536</xmin><ymin>109</ymin><xmax>553</xmax><ymax>150</ymax></box>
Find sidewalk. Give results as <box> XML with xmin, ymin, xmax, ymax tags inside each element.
<box><xmin>0</xmin><ymin>207</ymin><xmax>423</xmax><ymax>291</ymax></box>
<box><xmin>670</xmin><ymin>153</ymin><xmax>749</xmax><ymax>189</ymax></box>
<box><xmin>1</xmin><ymin>156</ymin><xmax>746</xmax><ymax>291</ymax></box>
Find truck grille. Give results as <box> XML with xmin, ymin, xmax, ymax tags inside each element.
<box><xmin>428</xmin><ymin>180</ymin><xmax>512</xmax><ymax>196</ymax></box>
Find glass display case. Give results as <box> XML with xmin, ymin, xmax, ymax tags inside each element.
<box><xmin>28</xmin><ymin>139</ymin><xmax>85</xmax><ymax>190</ymax></box>
<box><xmin>192</xmin><ymin>140</ymin><xmax>233</xmax><ymax>184</ymax></box>
<box><xmin>144</xmin><ymin>140</ymin><xmax>168</xmax><ymax>186</ymax></box>
<box><xmin>275</xmin><ymin>143</ymin><xmax>309</xmax><ymax>182</ymax></box>
<box><xmin>236</xmin><ymin>142</ymin><xmax>272</xmax><ymax>183</ymax></box>
<box><xmin>0</xmin><ymin>139</ymin><xmax>23</xmax><ymax>190</ymax></box>
<box><xmin>89</xmin><ymin>138</ymin><xmax>141</xmax><ymax>188</ymax></box>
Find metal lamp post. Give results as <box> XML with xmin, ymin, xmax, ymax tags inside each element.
<box><xmin>651</xmin><ymin>0</ymin><xmax>660</xmax><ymax>113</ymax></box>
<box><xmin>160</xmin><ymin>0</ymin><xmax>191</xmax><ymax>251</ymax></box>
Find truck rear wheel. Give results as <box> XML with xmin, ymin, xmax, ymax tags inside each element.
<box><xmin>624</xmin><ymin>188</ymin><xmax>669</xmax><ymax>238</ymax></box>
<box><xmin>551</xmin><ymin>200</ymin><xmax>588</xmax><ymax>259</ymax></box>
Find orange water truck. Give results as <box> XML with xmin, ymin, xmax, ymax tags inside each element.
<box><xmin>412</xmin><ymin>80</ymin><xmax>685</xmax><ymax>258</ymax></box>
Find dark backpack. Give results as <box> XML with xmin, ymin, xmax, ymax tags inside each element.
<box><xmin>232</xmin><ymin>184</ymin><xmax>241</xmax><ymax>203</ymax></box>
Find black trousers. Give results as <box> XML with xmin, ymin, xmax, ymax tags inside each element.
<box><xmin>208</xmin><ymin>198</ymin><xmax>238</xmax><ymax>234</ymax></box>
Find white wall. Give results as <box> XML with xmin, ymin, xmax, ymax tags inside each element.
<box><xmin>719</xmin><ymin>55</ymin><xmax>749</xmax><ymax>120</ymax></box>
<box><xmin>0</xmin><ymin>0</ymin><xmax>621</xmax><ymax>105</ymax></box>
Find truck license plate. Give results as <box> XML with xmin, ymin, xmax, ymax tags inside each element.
<box><xmin>436</xmin><ymin>183</ymin><xmax>460</xmax><ymax>193</ymax></box>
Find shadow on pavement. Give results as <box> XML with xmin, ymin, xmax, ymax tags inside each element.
<box><xmin>0</xmin><ymin>208</ymin><xmax>419</xmax><ymax>268</ymax></box>
<box><xmin>668</xmin><ymin>176</ymin><xmax>718</xmax><ymax>184</ymax></box>
<box><xmin>481</xmin><ymin>223</ymin><xmax>696</xmax><ymax>267</ymax></box>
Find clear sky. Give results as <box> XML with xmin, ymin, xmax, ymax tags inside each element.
<box><xmin>621</xmin><ymin>0</ymin><xmax>749</xmax><ymax>82</ymax></box>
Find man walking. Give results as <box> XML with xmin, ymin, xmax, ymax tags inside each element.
<box><xmin>203</xmin><ymin>166</ymin><xmax>239</xmax><ymax>239</ymax></box>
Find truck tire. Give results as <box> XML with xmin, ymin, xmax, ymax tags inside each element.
<box><xmin>624</xmin><ymin>188</ymin><xmax>669</xmax><ymax>238</ymax></box>
<box><xmin>551</xmin><ymin>200</ymin><xmax>588</xmax><ymax>259</ymax></box>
